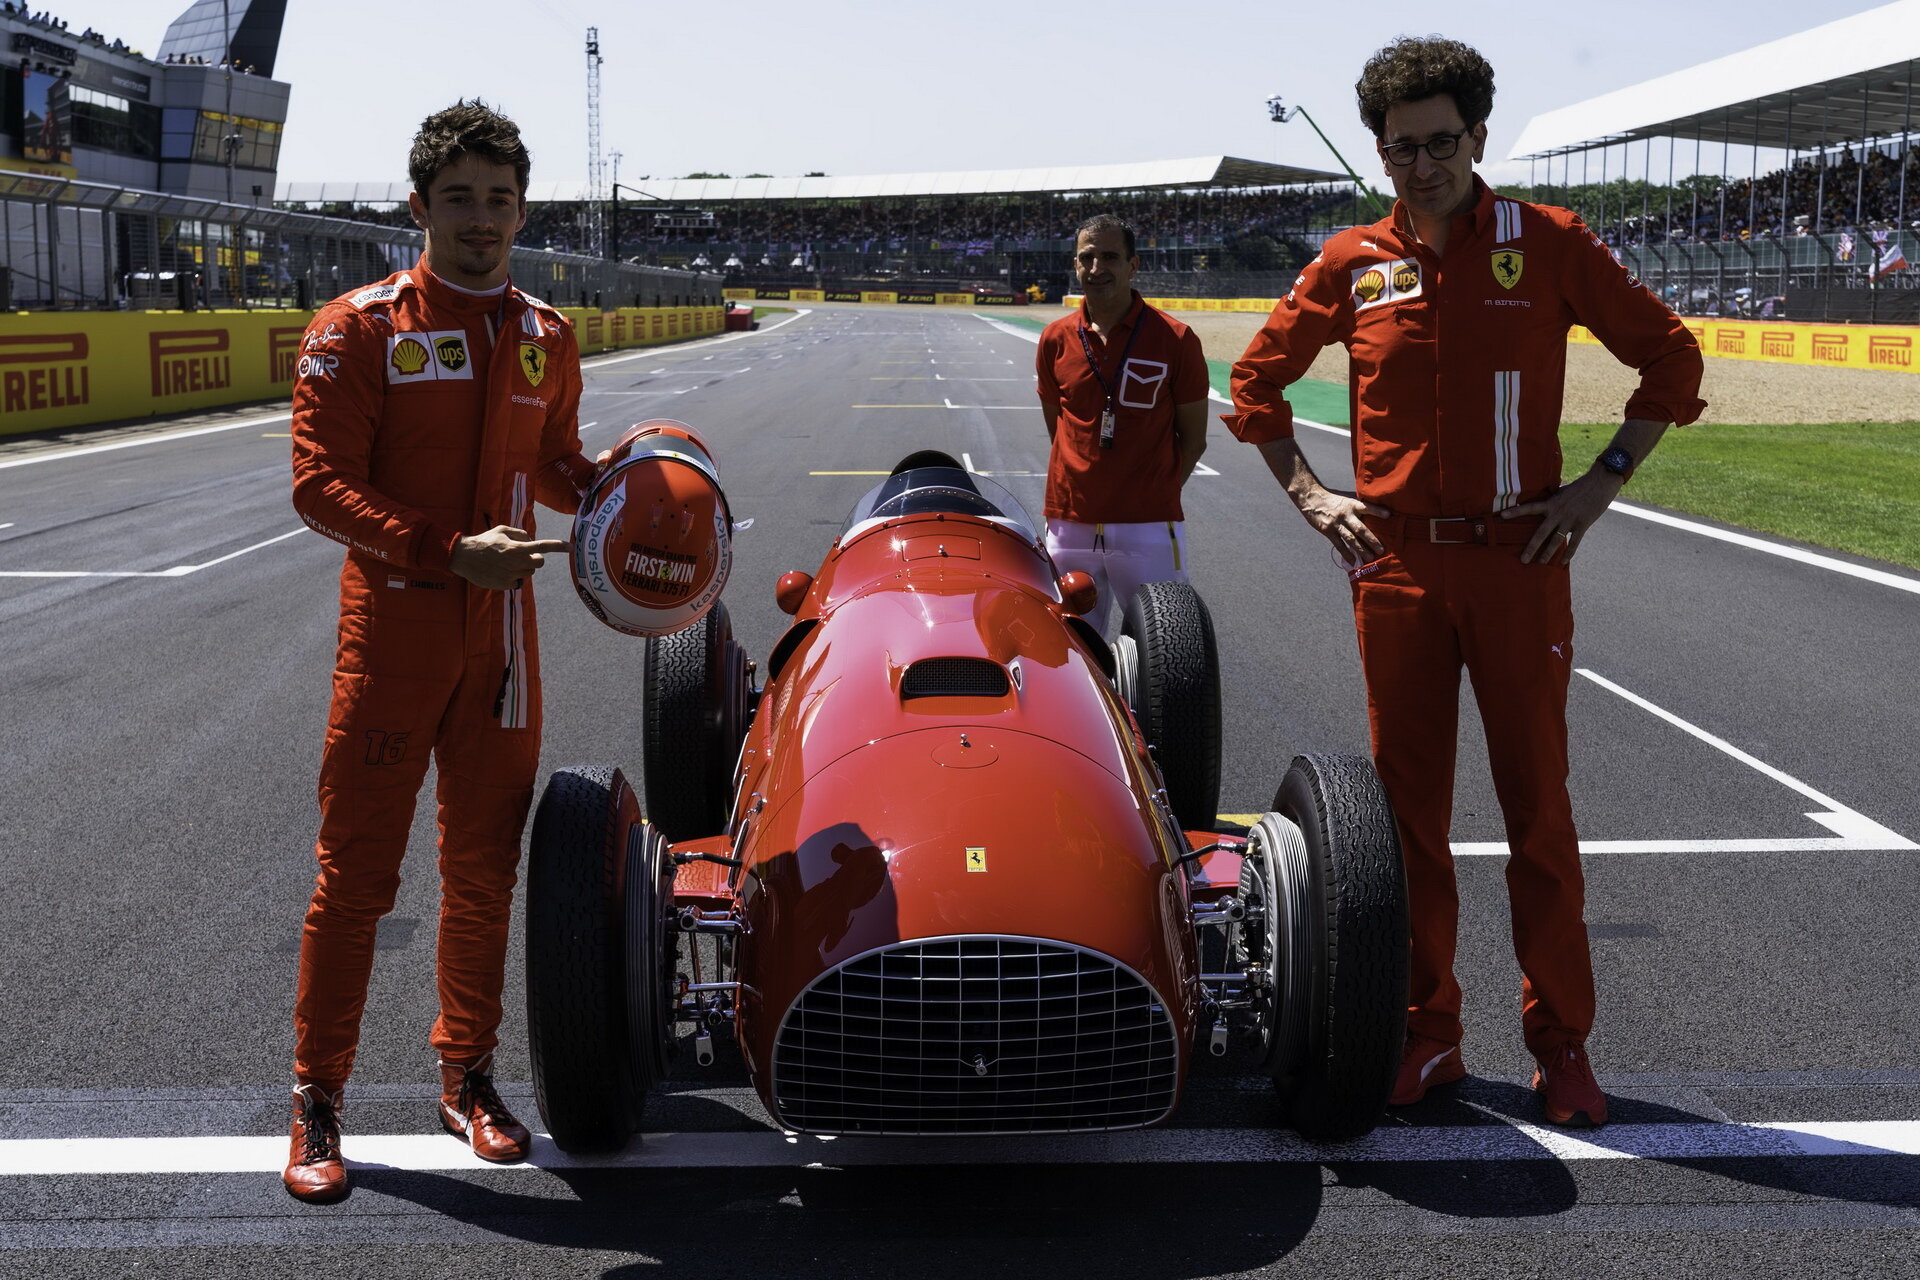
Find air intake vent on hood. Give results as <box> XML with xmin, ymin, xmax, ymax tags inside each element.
<box><xmin>901</xmin><ymin>657</ymin><xmax>1010</xmax><ymax>700</ymax></box>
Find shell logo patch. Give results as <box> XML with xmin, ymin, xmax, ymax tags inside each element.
<box><xmin>965</xmin><ymin>847</ymin><xmax>987</xmax><ymax>873</ymax></box>
<box><xmin>1493</xmin><ymin>249</ymin><xmax>1525</xmax><ymax>290</ymax></box>
<box><xmin>390</xmin><ymin>337</ymin><xmax>430</xmax><ymax>378</ymax></box>
<box><xmin>388</xmin><ymin>331</ymin><xmax>473</xmax><ymax>383</ymax></box>
<box><xmin>1350</xmin><ymin>257</ymin><xmax>1422</xmax><ymax>312</ymax></box>
<box><xmin>520</xmin><ymin>342</ymin><xmax>548</xmax><ymax>387</ymax></box>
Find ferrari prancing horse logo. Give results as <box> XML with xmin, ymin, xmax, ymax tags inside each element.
<box><xmin>520</xmin><ymin>341</ymin><xmax>548</xmax><ymax>387</ymax></box>
<box><xmin>965</xmin><ymin>847</ymin><xmax>987</xmax><ymax>873</ymax></box>
<box><xmin>1492</xmin><ymin>249</ymin><xmax>1525</xmax><ymax>290</ymax></box>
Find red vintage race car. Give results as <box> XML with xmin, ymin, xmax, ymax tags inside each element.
<box><xmin>526</xmin><ymin>450</ymin><xmax>1409</xmax><ymax>1150</ymax></box>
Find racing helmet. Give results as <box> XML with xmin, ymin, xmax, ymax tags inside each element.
<box><xmin>571</xmin><ymin>420</ymin><xmax>733</xmax><ymax>637</ymax></box>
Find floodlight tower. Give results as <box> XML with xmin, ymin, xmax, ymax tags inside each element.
<box><xmin>586</xmin><ymin>28</ymin><xmax>605</xmax><ymax>259</ymax></box>
<box><xmin>1267</xmin><ymin>94</ymin><xmax>1390</xmax><ymax>220</ymax></box>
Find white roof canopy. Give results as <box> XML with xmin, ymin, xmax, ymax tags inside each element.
<box><xmin>277</xmin><ymin>156</ymin><xmax>1346</xmax><ymax>206</ymax></box>
<box><xmin>1508</xmin><ymin>0</ymin><xmax>1920</xmax><ymax>159</ymax></box>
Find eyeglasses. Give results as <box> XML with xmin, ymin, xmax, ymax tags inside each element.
<box><xmin>1381</xmin><ymin>128</ymin><xmax>1470</xmax><ymax>167</ymax></box>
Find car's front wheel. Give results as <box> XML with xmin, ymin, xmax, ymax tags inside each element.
<box><xmin>1246</xmin><ymin>753</ymin><xmax>1408</xmax><ymax>1140</ymax></box>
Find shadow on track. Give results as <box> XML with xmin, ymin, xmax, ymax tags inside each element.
<box><xmin>359</xmin><ymin>1159</ymin><xmax>1321</xmax><ymax>1279</ymax></box>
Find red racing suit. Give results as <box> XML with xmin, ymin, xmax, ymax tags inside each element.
<box><xmin>1226</xmin><ymin>179</ymin><xmax>1704</xmax><ymax>1056</ymax></box>
<box><xmin>289</xmin><ymin>259</ymin><xmax>593</xmax><ymax>1086</ymax></box>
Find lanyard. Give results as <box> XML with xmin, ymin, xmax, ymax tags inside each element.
<box><xmin>1077</xmin><ymin>304</ymin><xmax>1145</xmax><ymax>448</ymax></box>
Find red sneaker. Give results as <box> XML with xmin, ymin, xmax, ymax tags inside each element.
<box><xmin>1388</xmin><ymin>1034</ymin><xmax>1465</xmax><ymax>1106</ymax></box>
<box><xmin>439</xmin><ymin>1055</ymin><xmax>532</xmax><ymax>1163</ymax></box>
<box><xmin>1531</xmin><ymin>1044</ymin><xmax>1608</xmax><ymax>1127</ymax></box>
<box><xmin>282</xmin><ymin>1083</ymin><xmax>348</xmax><ymax>1203</ymax></box>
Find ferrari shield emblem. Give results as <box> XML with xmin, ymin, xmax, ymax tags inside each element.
<box><xmin>965</xmin><ymin>847</ymin><xmax>987</xmax><ymax>873</ymax></box>
<box><xmin>1492</xmin><ymin>249</ymin><xmax>1525</xmax><ymax>290</ymax></box>
<box><xmin>519</xmin><ymin>342</ymin><xmax>548</xmax><ymax>387</ymax></box>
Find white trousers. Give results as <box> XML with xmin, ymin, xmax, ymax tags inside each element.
<box><xmin>1044</xmin><ymin>517</ymin><xmax>1189</xmax><ymax>637</ymax></box>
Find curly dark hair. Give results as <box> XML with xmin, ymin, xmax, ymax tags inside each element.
<box><xmin>408</xmin><ymin>99</ymin><xmax>531</xmax><ymax>201</ymax></box>
<box><xmin>1075</xmin><ymin>213</ymin><xmax>1136</xmax><ymax>258</ymax></box>
<box><xmin>1354</xmin><ymin>37</ymin><xmax>1495</xmax><ymax>138</ymax></box>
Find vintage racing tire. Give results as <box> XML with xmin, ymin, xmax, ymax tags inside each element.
<box><xmin>526</xmin><ymin>764</ymin><xmax>643</xmax><ymax>1153</ymax></box>
<box><xmin>1266</xmin><ymin>753</ymin><xmax>1408</xmax><ymax>1141</ymax></box>
<box><xmin>1118</xmin><ymin>581</ymin><xmax>1222</xmax><ymax>831</ymax></box>
<box><xmin>642</xmin><ymin>599</ymin><xmax>749</xmax><ymax>841</ymax></box>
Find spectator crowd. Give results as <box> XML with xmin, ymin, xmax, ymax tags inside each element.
<box><xmin>1536</xmin><ymin>140</ymin><xmax>1918</xmax><ymax>247</ymax></box>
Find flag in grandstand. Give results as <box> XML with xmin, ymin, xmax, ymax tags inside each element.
<box><xmin>1870</xmin><ymin>228</ymin><xmax>1909</xmax><ymax>280</ymax></box>
<box><xmin>1834</xmin><ymin>231</ymin><xmax>1855</xmax><ymax>262</ymax></box>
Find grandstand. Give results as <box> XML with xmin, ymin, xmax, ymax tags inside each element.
<box><xmin>1507</xmin><ymin>0</ymin><xmax>1918</xmax><ymax>322</ymax></box>
<box><xmin>0</xmin><ymin>2</ymin><xmax>708</xmax><ymax>311</ymax></box>
<box><xmin>277</xmin><ymin>157</ymin><xmax>1354</xmax><ymax>302</ymax></box>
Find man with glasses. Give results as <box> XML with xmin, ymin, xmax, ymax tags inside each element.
<box><xmin>1225</xmin><ymin>37</ymin><xmax>1703</xmax><ymax>1128</ymax></box>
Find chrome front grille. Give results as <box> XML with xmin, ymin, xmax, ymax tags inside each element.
<box><xmin>770</xmin><ymin>935</ymin><xmax>1180</xmax><ymax>1135</ymax></box>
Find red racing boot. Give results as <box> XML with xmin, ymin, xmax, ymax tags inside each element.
<box><xmin>1388</xmin><ymin>1033</ymin><xmax>1466</xmax><ymax>1106</ymax></box>
<box><xmin>282</xmin><ymin>1083</ymin><xmax>348</xmax><ymax>1203</ymax></box>
<box><xmin>1531</xmin><ymin>1043</ymin><xmax>1609</xmax><ymax>1127</ymax></box>
<box><xmin>438</xmin><ymin>1054</ymin><xmax>532</xmax><ymax>1162</ymax></box>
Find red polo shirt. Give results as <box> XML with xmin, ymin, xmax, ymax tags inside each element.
<box><xmin>1037</xmin><ymin>292</ymin><xmax>1208</xmax><ymax>523</ymax></box>
<box><xmin>1225</xmin><ymin>179</ymin><xmax>1705</xmax><ymax>517</ymax></box>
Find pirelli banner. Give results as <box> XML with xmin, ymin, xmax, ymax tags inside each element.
<box><xmin>1571</xmin><ymin>318</ymin><xmax>1918</xmax><ymax>373</ymax></box>
<box><xmin>0</xmin><ymin>306</ymin><xmax>724</xmax><ymax>436</ymax></box>
<box><xmin>562</xmin><ymin>306</ymin><xmax>724</xmax><ymax>356</ymax></box>
<box><xmin>722</xmin><ymin>286</ymin><xmax>1028</xmax><ymax>307</ymax></box>
<box><xmin>1139</xmin><ymin>296</ymin><xmax>1282</xmax><ymax>315</ymax></box>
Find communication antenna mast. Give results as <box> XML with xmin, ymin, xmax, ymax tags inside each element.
<box><xmin>586</xmin><ymin>28</ymin><xmax>605</xmax><ymax>259</ymax></box>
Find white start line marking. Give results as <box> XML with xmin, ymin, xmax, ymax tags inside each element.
<box><xmin>1444</xmin><ymin>668</ymin><xmax>1916</xmax><ymax>857</ymax></box>
<box><xmin>4</xmin><ymin>1120</ymin><xmax>1918</xmax><ymax>1177</ymax></box>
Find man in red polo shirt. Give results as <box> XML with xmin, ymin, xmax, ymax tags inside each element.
<box><xmin>1226</xmin><ymin>38</ymin><xmax>1704</xmax><ymax>1127</ymax></box>
<box><xmin>1037</xmin><ymin>215</ymin><xmax>1210</xmax><ymax>634</ymax></box>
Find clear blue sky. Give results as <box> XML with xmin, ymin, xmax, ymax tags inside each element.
<box><xmin>66</xmin><ymin>0</ymin><xmax>1901</xmax><ymax>189</ymax></box>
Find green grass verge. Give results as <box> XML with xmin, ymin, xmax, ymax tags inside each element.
<box><xmin>751</xmin><ymin>306</ymin><xmax>795</xmax><ymax>320</ymax></box>
<box><xmin>1203</xmin><ymin>362</ymin><xmax>1349</xmax><ymax>426</ymax></box>
<box><xmin>1561</xmin><ymin>420</ymin><xmax>1920</xmax><ymax>571</ymax></box>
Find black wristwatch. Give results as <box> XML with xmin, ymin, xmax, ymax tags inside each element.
<box><xmin>1596</xmin><ymin>445</ymin><xmax>1636</xmax><ymax>482</ymax></box>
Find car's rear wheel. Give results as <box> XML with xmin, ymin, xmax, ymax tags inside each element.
<box><xmin>642</xmin><ymin>599</ymin><xmax>749</xmax><ymax>840</ymax></box>
<box><xmin>1252</xmin><ymin>753</ymin><xmax>1408</xmax><ymax>1140</ymax></box>
<box><xmin>526</xmin><ymin>765</ymin><xmax>650</xmax><ymax>1153</ymax></box>
<box><xmin>1116</xmin><ymin>581</ymin><xmax>1221</xmax><ymax>831</ymax></box>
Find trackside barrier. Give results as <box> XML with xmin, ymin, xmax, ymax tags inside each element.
<box><xmin>1572</xmin><ymin>318</ymin><xmax>1918</xmax><ymax>374</ymax></box>
<box><xmin>723</xmin><ymin>287</ymin><xmax>1032</xmax><ymax>307</ymax></box>
<box><xmin>1065</xmin><ymin>295</ymin><xmax>1920</xmax><ymax>374</ymax></box>
<box><xmin>0</xmin><ymin>305</ymin><xmax>725</xmax><ymax>436</ymax></box>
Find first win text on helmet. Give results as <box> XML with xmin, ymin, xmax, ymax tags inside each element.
<box><xmin>570</xmin><ymin>420</ymin><xmax>733</xmax><ymax>638</ymax></box>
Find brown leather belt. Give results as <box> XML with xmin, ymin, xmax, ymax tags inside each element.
<box><xmin>1365</xmin><ymin>513</ymin><xmax>1545</xmax><ymax>547</ymax></box>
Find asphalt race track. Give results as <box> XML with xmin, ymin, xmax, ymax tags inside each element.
<box><xmin>3</xmin><ymin>303</ymin><xmax>1918</xmax><ymax>1278</ymax></box>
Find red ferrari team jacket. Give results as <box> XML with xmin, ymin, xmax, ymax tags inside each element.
<box><xmin>290</xmin><ymin>260</ymin><xmax>592</xmax><ymax>723</ymax></box>
<box><xmin>1037</xmin><ymin>293</ymin><xmax>1209</xmax><ymax>524</ymax></box>
<box><xmin>1226</xmin><ymin>180</ymin><xmax>1705</xmax><ymax>516</ymax></box>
